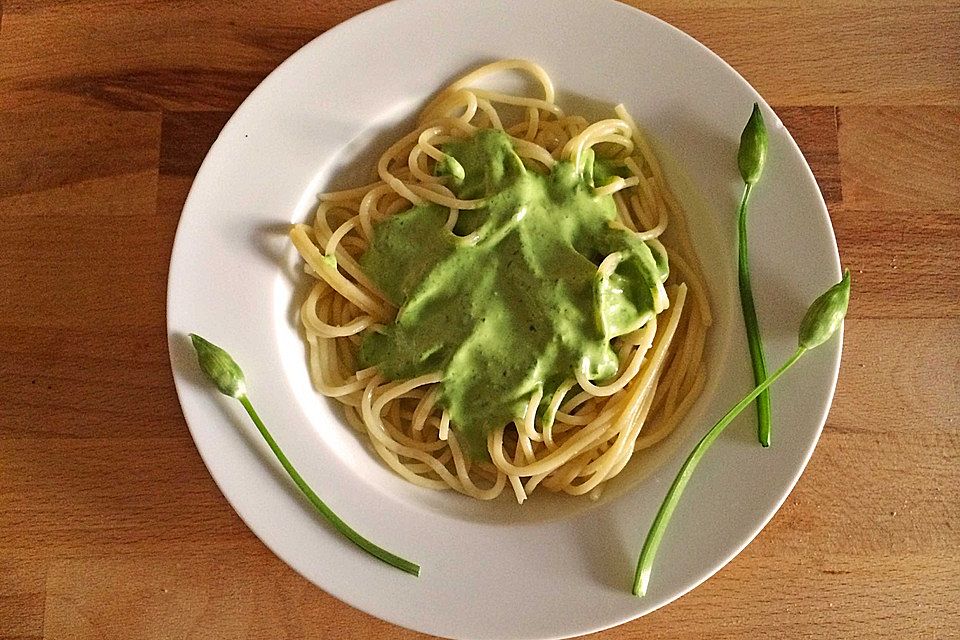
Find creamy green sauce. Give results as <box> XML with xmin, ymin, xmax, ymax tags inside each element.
<box><xmin>359</xmin><ymin>130</ymin><xmax>668</xmax><ymax>457</ymax></box>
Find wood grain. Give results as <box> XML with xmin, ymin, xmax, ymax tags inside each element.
<box><xmin>1</xmin><ymin>1</ymin><xmax>958</xmax><ymax>111</ymax></box>
<box><xmin>833</xmin><ymin>208</ymin><xmax>960</xmax><ymax>319</ymax></box>
<box><xmin>1</xmin><ymin>1</ymin><xmax>959</xmax><ymax>639</ymax></box>
<box><xmin>0</xmin><ymin>557</ymin><xmax>46</xmax><ymax>640</ymax></box>
<box><xmin>834</xmin><ymin>106</ymin><xmax>960</xmax><ymax>319</ymax></box>
<box><xmin>777</xmin><ymin>106</ymin><xmax>842</xmax><ymax>205</ymax></box>
<box><xmin>645</xmin><ymin>1</ymin><xmax>960</xmax><ymax>106</ymax></box>
<box><xmin>838</xmin><ymin>107</ymin><xmax>960</xmax><ymax>211</ymax></box>
<box><xmin>0</xmin><ymin>1</ymin><xmax>380</xmax><ymax>111</ymax></box>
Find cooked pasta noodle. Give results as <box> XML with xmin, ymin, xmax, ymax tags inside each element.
<box><xmin>291</xmin><ymin>60</ymin><xmax>710</xmax><ymax>502</ymax></box>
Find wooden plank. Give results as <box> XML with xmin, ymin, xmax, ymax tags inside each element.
<box><xmin>838</xmin><ymin>107</ymin><xmax>960</xmax><ymax>211</ymax></box>
<box><xmin>0</xmin><ymin>556</ymin><xmax>46</xmax><ymax>640</ymax></box>
<box><xmin>159</xmin><ymin>111</ymin><xmax>233</xmax><ymax>178</ymax></box>
<box><xmin>0</xmin><ymin>108</ymin><xmax>167</xmax><ymax>342</ymax></box>
<box><xmin>43</xmin><ymin>551</ymin><xmax>426</xmax><ymax>640</ymax></box>
<box><xmin>0</xmin><ymin>1</ymin><xmax>380</xmax><ymax>111</ymax></box>
<box><xmin>0</xmin><ymin>325</ymin><xmax>183</xmax><ymax>438</ymax></box>
<box><xmin>641</xmin><ymin>1</ymin><xmax>960</xmax><ymax>106</ymax></box>
<box><xmin>0</xmin><ymin>214</ymin><xmax>175</xmax><ymax>331</ymax></box>
<box><xmin>829</xmin><ymin>319</ymin><xmax>960</xmax><ymax>435</ymax></box>
<box><xmin>606</xmin><ymin>552</ymin><xmax>960</xmax><ymax>639</ymax></box>
<box><xmin>776</xmin><ymin>106</ymin><xmax>842</xmax><ymax>205</ymax></box>
<box><xmin>41</xmin><ymin>551</ymin><xmax>957</xmax><ymax>640</ymax></box>
<box><xmin>770</xmin><ymin>427</ymin><xmax>960</xmax><ymax>556</ymax></box>
<box><xmin>0</xmin><ymin>109</ymin><xmax>172</xmax><ymax>440</ymax></box>
<box><xmin>155</xmin><ymin>113</ymin><xmax>234</xmax><ymax>249</ymax></box>
<box><xmin>1</xmin><ymin>2</ymin><xmax>957</xmax><ymax>110</ymax></box>
<box><xmin>833</xmin><ymin>208</ymin><xmax>960</xmax><ymax>319</ymax></box>
<box><xmin>0</xmin><ymin>110</ymin><xmax>160</xmax><ymax>205</ymax></box>
<box><xmin>0</xmin><ymin>438</ymin><xmax>253</xmax><ymax>552</ymax></box>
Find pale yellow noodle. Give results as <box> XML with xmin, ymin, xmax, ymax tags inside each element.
<box><xmin>290</xmin><ymin>61</ymin><xmax>710</xmax><ymax>502</ymax></box>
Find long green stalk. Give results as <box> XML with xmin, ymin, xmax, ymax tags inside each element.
<box><xmin>633</xmin><ymin>271</ymin><xmax>850</xmax><ymax>597</ymax></box>
<box><xmin>190</xmin><ymin>334</ymin><xmax>420</xmax><ymax>577</ymax></box>
<box><xmin>633</xmin><ymin>347</ymin><xmax>804</xmax><ymax>596</ymax></box>
<box><xmin>736</xmin><ymin>103</ymin><xmax>773</xmax><ymax>446</ymax></box>
<box><xmin>737</xmin><ymin>183</ymin><xmax>772</xmax><ymax>446</ymax></box>
<box><xmin>238</xmin><ymin>395</ymin><xmax>420</xmax><ymax>576</ymax></box>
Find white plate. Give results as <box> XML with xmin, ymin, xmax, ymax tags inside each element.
<box><xmin>167</xmin><ymin>1</ymin><xmax>842</xmax><ymax>638</ymax></box>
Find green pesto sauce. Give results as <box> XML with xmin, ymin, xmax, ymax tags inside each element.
<box><xmin>359</xmin><ymin>129</ymin><xmax>668</xmax><ymax>458</ymax></box>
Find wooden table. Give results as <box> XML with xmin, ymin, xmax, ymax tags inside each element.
<box><xmin>2</xmin><ymin>1</ymin><xmax>958</xmax><ymax>638</ymax></box>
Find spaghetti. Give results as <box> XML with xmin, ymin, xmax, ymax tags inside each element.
<box><xmin>290</xmin><ymin>60</ymin><xmax>710</xmax><ymax>503</ymax></box>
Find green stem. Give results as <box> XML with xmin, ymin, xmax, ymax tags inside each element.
<box><xmin>737</xmin><ymin>183</ymin><xmax>773</xmax><ymax>447</ymax></box>
<box><xmin>238</xmin><ymin>394</ymin><xmax>421</xmax><ymax>576</ymax></box>
<box><xmin>633</xmin><ymin>346</ymin><xmax>807</xmax><ymax>596</ymax></box>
